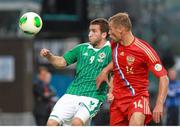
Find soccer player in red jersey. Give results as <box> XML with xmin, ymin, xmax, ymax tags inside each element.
<box><xmin>96</xmin><ymin>12</ymin><xmax>169</xmax><ymax>126</ymax></box>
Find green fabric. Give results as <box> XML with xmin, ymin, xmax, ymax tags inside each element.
<box><xmin>63</xmin><ymin>42</ymin><xmax>112</xmax><ymax>102</ymax></box>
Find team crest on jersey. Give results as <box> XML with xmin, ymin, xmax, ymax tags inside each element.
<box><xmin>154</xmin><ymin>64</ymin><xmax>162</xmax><ymax>71</ymax></box>
<box><xmin>126</xmin><ymin>55</ymin><xmax>135</xmax><ymax>65</ymax></box>
<box><xmin>120</xmin><ymin>51</ymin><xmax>124</xmax><ymax>56</ymax></box>
<box><xmin>98</xmin><ymin>52</ymin><xmax>106</xmax><ymax>63</ymax></box>
<box><xmin>98</xmin><ymin>52</ymin><xmax>106</xmax><ymax>59</ymax></box>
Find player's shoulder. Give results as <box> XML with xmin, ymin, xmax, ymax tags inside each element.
<box><xmin>109</xmin><ymin>40</ymin><xmax>116</xmax><ymax>48</ymax></box>
<box><xmin>134</xmin><ymin>37</ymin><xmax>155</xmax><ymax>52</ymax></box>
<box><xmin>106</xmin><ymin>40</ymin><xmax>111</xmax><ymax>46</ymax></box>
<box><xmin>80</xmin><ymin>42</ymin><xmax>91</xmax><ymax>47</ymax></box>
<box><xmin>103</xmin><ymin>41</ymin><xmax>111</xmax><ymax>48</ymax></box>
<box><xmin>134</xmin><ymin>37</ymin><xmax>158</xmax><ymax>63</ymax></box>
<box><xmin>73</xmin><ymin>42</ymin><xmax>89</xmax><ymax>49</ymax></box>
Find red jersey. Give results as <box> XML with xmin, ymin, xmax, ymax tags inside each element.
<box><xmin>111</xmin><ymin>37</ymin><xmax>167</xmax><ymax>101</ymax></box>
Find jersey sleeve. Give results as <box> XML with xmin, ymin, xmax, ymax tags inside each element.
<box><xmin>145</xmin><ymin>46</ymin><xmax>167</xmax><ymax>77</ymax></box>
<box><xmin>63</xmin><ymin>44</ymin><xmax>81</xmax><ymax>65</ymax></box>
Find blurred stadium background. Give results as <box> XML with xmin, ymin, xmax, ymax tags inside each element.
<box><xmin>0</xmin><ymin>0</ymin><xmax>180</xmax><ymax>125</ymax></box>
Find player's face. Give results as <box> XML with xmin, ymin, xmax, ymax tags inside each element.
<box><xmin>39</xmin><ymin>70</ymin><xmax>47</xmax><ymax>81</ymax></box>
<box><xmin>109</xmin><ymin>21</ymin><xmax>123</xmax><ymax>43</ymax></box>
<box><xmin>88</xmin><ymin>25</ymin><xmax>103</xmax><ymax>46</ymax></box>
<box><xmin>168</xmin><ymin>68</ymin><xmax>176</xmax><ymax>80</ymax></box>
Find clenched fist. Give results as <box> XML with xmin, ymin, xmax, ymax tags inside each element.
<box><xmin>40</xmin><ymin>48</ymin><xmax>51</xmax><ymax>58</ymax></box>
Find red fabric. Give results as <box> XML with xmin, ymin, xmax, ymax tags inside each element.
<box><xmin>110</xmin><ymin>37</ymin><xmax>167</xmax><ymax>125</ymax></box>
<box><xmin>111</xmin><ymin>37</ymin><xmax>167</xmax><ymax>99</ymax></box>
<box><xmin>110</xmin><ymin>95</ymin><xmax>152</xmax><ymax>126</ymax></box>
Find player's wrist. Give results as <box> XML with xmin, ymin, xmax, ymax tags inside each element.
<box><xmin>46</xmin><ymin>53</ymin><xmax>53</xmax><ymax>59</ymax></box>
<box><xmin>102</xmin><ymin>68</ymin><xmax>109</xmax><ymax>74</ymax></box>
<box><xmin>155</xmin><ymin>99</ymin><xmax>164</xmax><ymax>106</ymax></box>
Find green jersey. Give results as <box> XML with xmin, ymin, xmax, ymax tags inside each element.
<box><xmin>63</xmin><ymin>41</ymin><xmax>112</xmax><ymax>102</ymax></box>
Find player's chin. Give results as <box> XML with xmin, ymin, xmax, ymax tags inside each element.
<box><xmin>89</xmin><ymin>38</ymin><xmax>95</xmax><ymax>43</ymax></box>
<box><xmin>110</xmin><ymin>36</ymin><xmax>116</xmax><ymax>42</ymax></box>
<box><xmin>110</xmin><ymin>38</ymin><xmax>118</xmax><ymax>43</ymax></box>
<box><xmin>90</xmin><ymin>40</ymin><xmax>97</xmax><ymax>45</ymax></box>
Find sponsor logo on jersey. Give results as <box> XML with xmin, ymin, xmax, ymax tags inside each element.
<box><xmin>126</xmin><ymin>55</ymin><xmax>135</xmax><ymax>65</ymax></box>
<box><xmin>154</xmin><ymin>64</ymin><xmax>162</xmax><ymax>71</ymax></box>
<box><xmin>83</xmin><ymin>52</ymin><xmax>88</xmax><ymax>56</ymax></box>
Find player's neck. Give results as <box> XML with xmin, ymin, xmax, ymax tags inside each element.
<box><xmin>95</xmin><ymin>39</ymin><xmax>107</xmax><ymax>48</ymax></box>
<box><xmin>121</xmin><ymin>32</ymin><xmax>134</xmax><ymax>46</ymax></box>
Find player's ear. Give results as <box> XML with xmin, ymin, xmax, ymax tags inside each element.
<box><xmin>102</xmin><ymin>32</ymin><xmax>107</xmax><ymax>39</ymax></box>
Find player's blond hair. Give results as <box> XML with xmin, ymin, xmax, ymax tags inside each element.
<box><xmin>109</xmin><ymin>12</ymin><xmax>132</xmax><ymax>31</ymax></box>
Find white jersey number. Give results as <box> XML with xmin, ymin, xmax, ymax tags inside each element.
<box><xmin>90</xmin><ymin>56</ymin><xmax>95</xmax><ymax>64</ymax></box>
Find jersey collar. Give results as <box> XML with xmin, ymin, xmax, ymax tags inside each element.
<box><xmin>87</xmin><ymin>41</ymin><xmax>110</xmax><ymax>52</ymax></box>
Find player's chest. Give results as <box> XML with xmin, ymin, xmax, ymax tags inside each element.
<box><xmin>81</xmin><ymin>49</ymin><xmax>109</xmax><ymax>65</ymax></box>
<box><xmin>113</xmin><ymin>46</ymin><xmax>145</xmax><ymax>73</ymax></box>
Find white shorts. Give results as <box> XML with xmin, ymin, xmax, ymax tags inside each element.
<box><xmin>48</xmin><ymin>94</ymin><xmax>102</xmax><ymax>125</ymax></box>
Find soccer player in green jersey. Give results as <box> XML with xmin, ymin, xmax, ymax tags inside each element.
<box><xmin>40</xmin><ymin>18</ymin><xmax>112</xmax><ymax>126</ymax></box>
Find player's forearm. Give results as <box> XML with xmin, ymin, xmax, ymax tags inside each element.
<box><xmin>108</xmin><ymin>76</ymin><xmax>113</xmax><ymax>93</ymax></box>
<box><xmin>46</xmin><ymin>53</ymin><xmax>67</xmax><ymax>68</ymax></box>
<box><xmin>156</xmin><ymin>75</ymin><xmax>169</xmax><ymax>105</ymax></box>
<box><xmin>102</xmin><ymin>61</ymin><xmax>113</xmax><ymax>74</ymax></box>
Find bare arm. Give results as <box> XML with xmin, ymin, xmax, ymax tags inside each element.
<box><xmin>103</xmin><ymin>61</ymin><xmax>113</xmax><ymax>74</ymax></box>
<box><xmin>156</xmin><ymin>75</ymin><xmax>169</xmax><ymax>105</ymax></box>
<box><xmin>96</xmin><ymin>61</ymin><xmax>113</xmax><ymax>88</ymax></box>
<box><xmin>108</xmin><ymin>75</ymin><xmax>113</xmax><ymax>93</ymax></box>
<box><xmin>40</xmin><ymin>48</ymin><xmax>67</xmax><ymax>69</ymax></box>
<box><xmin>107</xmin><ymin>75</ymin><xmax>114</xmax><ymax>102</ymax></box>
<box><xmin>153</xmin><ymin>75</ymin><xmax>169</xmax><ymax>123</ymax></box>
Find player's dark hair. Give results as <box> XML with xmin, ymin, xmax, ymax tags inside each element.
<box><xmin>38</xmin><ymin>66</ymin><xmax>49</xmax><ymax>74</ymax></box>
<box><xmin>90</xmin><ymin>18</ymin><xmax>109</xmax><ymax>38</ymax></box>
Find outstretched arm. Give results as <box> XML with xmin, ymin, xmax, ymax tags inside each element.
<box><xmin>96</xmin><ymin>61</ymin><xmax>113</xmax><ymax>89</ymax></box>
<box><xmin>40</xmin><ymin>48</ymin><xmax>67</xmax><ymax>68</ymax></box>
<box><xmin>153</xmin><ymin>75</ymin><xmax>169</xmax><ymax>123</ymax></box>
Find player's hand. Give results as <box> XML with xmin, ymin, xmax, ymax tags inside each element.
<box><xmin>96</xmin><ymin>69</ymin><xmax>109</xmax><ymax>89</ymax></box>
<box><xmin>40</xmin><ymin>48</ymin><xmax>51</xmax><ymax>58</ymax></box>
<box><xmin>152</xmin><ymin>102</ymin><xmax>164</xmax><ymax>123</ymax></box>
<box><xmin>107</xmin><ymin>92</ymin><xmax>114</xmax><ymax>103</ymax></box>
